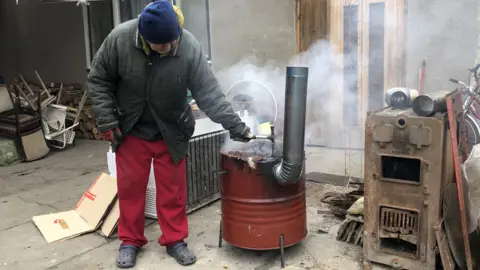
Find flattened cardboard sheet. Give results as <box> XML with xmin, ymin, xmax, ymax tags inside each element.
<box><xmin>32</xmin><ymin>173</ymin><xmax>117</xmax><ymax>243</ymax></box>
<box><xmin>100</xmin><ymin>198</ymin><xmax>120</xmax><ymax>237</ymax></box>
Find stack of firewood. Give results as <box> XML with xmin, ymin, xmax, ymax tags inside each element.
<box><xmin>48</xmin><ymin>83</ymin><xmax>101</xmax><ymax>140</ymax></box>
<box><xmin>48</xmin><ymin>83</ymin><xmax>85</xmax><ymax>106</ymax></box>
<box><xmin>320</xmin><ymin>189</ymin><xmax>363</xmax><ymax>219</ymax></box>
<box><xmin>46</xmin><ymin>83</ymin><xmax>103</xmax><ymax>140</ymax></box>
<box><xmin>319</xmin><ymin>189</ymin><xmax>365</xmax><ymax>246</ymax></box>
<box><xmin>77</xmin><ymin>106</ymin><xmax>103</xmax><ymax>140</ymax></box>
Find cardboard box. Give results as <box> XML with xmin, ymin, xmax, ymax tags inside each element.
<box><xmin>100</xmin><ymin>198</ymin><xmax>120</xmax><ymax>237</ymax></box>
<box><xmin>32</xmin><ymin>173</ymin><xmax>117</xmax><ymax>243</ymax></box>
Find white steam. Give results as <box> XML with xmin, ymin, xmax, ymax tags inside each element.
<box><xmin>218</xmin><ymin>39</ymin><xmax>359</xmax><ymax>155</ymax></box>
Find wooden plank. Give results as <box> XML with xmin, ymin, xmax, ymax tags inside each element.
<box><xmin>296</xmin><ymin>0</ymin><xmax>331</xmax><ymax>145</ymax></box>
<box><xmin>384</xmin><ymin>0</ymin><xmax>406</xmax><ymax>89</ymax></box>
<box><xmin>296</xmin><ymin>0</ymin><xmax>301</xmax><ymax>53</ymax></box>
<box><xmin>297</xmin><ymin>0</ymin><xmax>329</xmax><ymax>52</ymax></box>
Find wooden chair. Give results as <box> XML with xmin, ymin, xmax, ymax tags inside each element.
<box><xmin>0</xmin><ymin>85</ymin><xmax>50</xmax><ymax>162</ymax></box>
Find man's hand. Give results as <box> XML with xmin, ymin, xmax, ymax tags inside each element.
<box><xmin>101</xmin><ymin>128</ymin><xmax>122</xmax><ymax>143</ymax></box>
<box><xmin>230</xmin><ymin>126</ymin><xmax>255</xmax><ymax>143</ymax></box>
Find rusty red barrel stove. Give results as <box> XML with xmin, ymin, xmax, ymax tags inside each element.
<box><xmin>219</xmin><ymin>66</ymin><xmax>309</xmax><ymax>252</ymax></box>
<box><xmin>220</xmin><ymin>153</ymin><xmax>307</xmax><ymax>250</ymax></box>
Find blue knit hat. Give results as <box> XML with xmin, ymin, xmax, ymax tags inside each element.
<box><xmin>138</xmin><ymin>0</ymin><xmax>180</xmax><ymax>44</ymax></box>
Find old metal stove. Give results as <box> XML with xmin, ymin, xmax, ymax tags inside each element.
<box><xmin>363</xmin><ymin>108</ymin><xmax>454</xmax><ymax>269</ymax></box>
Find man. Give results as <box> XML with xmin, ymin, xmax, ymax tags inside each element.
<box><xmin>86</xmin><ymin>1</ymin><xmax>253</xmax><ymax>268</ymax></box>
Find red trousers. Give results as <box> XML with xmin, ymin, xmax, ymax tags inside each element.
<box><xmin>115</xmin><ymin>135</ymin><xmax>188</xmax><ymax>247</ymax></box>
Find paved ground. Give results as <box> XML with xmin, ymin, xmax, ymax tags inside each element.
<box><xmin>0</xmin><ymin>139</ymin><xmax>370</xmax><ymax>270</ymax></box>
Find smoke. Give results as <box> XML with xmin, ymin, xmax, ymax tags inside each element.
<box><xmin>404</xmin><ymin>0</ymin><xmax>478</xmax><ymax>92</ymax></box>
<box><xmin>218</xmin><ymin>39</ymin><xmax>359</xmax><ymax>156</ymax></box>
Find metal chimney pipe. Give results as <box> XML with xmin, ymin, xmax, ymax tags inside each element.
<box><xmin>274</xmin><ymin>66</ymin><xmax>309</xmax><ymax>186</ymax></box>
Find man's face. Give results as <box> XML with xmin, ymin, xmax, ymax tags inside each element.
<box><xmin>148</xmin><ymin>39</ymin><xmax>178</xmax><ymax>54</ymax></box>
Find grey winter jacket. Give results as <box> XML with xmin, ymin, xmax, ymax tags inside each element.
<box><xmin>86</xmin><ymin>19</ymin><xmax>247</xmax><ymax>163</ymax></box>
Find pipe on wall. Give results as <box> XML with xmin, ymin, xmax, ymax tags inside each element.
<box><xmin>81</xmin><ymin>4</ymin><xmax>91</xmax><ymax>70</ymax></box>
<box><xmin>111</xmin><ymin>0</ymin><xmax>121</xmax><ymax>27</ymax></box>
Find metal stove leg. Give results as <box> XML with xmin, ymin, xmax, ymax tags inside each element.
<box><xmin>218</xmin><ymin>219</ymin><xmax>223</xmax><ymax>248</ymax></box>
<box><xmin>280</xmin><ymin>234</ymin><xmax>285</xmax><ymax>268</ymax></box>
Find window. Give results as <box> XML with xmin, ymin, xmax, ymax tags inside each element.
<box><xmin>343</xmin><ymin>5</ymin><xmax>359</xmax><ymax>126</ymax></box>
<box><xmin>368</xmin><ymin>2</ymin><xmax>385</xmax><ymax>111</ymax></box>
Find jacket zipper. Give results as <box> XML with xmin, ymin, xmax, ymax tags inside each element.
<box><xmin>145</xmin><ymin>56</ymin><xmax>154</xmax><ymax>118</ymax></box>
<box><xmin>146</xmin><ymin>55</ymin><xmax>182</xmax><ymax>163</ymax></box>
<box><xmin>179</xmin><ymin>105</ymin><xmax>189</xmax><ymax>122</ymax></box>
<box><xmin>129</xmin><ymin>55</ymin><xmax>153</xmax><ymax>134</ymax></box>
<box><xmin>146</xmin><ymin>58</ymin><xmax>153</xmax><ymax>96</ymax></box>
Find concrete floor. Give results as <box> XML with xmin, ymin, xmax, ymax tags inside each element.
<box><xmin>0</xmin><ymin>139</ymin><xmax>372</xmax><ymax>270</ymax></box>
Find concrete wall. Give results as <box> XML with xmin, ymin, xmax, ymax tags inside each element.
<box><xmin>209</xmin><ymin>0</ymin><xmax>296</xmax><ymax>71</ymax></box>
<box><xmin>405</xmin><ymin>0</ymin><xmax>479</xmax><ymax>92</ymax></box>
<box><xmin>0</xmin><ymin>1</ymin><xmax>86</xmax><ymax>84</ymax></box>
<box><xmin>2</xmin><ymin>0</ymin><xmax>478</xmax><ymax>93</ymax></box>
<box><xmin>0</xmin><ymin>0</ymin><xmax>296</xmax><ymax>85</ymax></box>
<box><xmin>0</xmin><ymin>0</ymin><xmax>19</xmax><ymax>82</ymax></box>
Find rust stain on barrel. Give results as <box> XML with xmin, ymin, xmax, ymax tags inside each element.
<box><xmin>221</xmin><ymin>154</ymin><xmax>307</xmax><ymax>250</ymax></box>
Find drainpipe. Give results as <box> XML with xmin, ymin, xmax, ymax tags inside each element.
<box><xmin>81</xmin><ymin>4</ymin><xmax>91</xmax><ymax>71</ymax></box>
<box><xmin>273</xmin><ymin>66</ymin><xmax>309</xmax><ymax>186</ymax></box>
<box><xmin>112</xmin><ymin>0</ymin><xmax>121</xmax><ymax>27</ymax></box>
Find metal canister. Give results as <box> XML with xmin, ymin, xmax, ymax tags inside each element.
<box><xmin>385</xmin><ymin>88</ymin><xmax>419</xmax><ymax>109</ymax></box>
<box><xmin>412</xmin><ymin>91</ymin><xmax>450</xmax><ymax>117</ymax></box>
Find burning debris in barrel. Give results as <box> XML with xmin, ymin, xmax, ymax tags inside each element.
<box><xmin>220</xmin><ymin>139</ymin><xmax>280</xmax><ymax>169</ymax></box>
